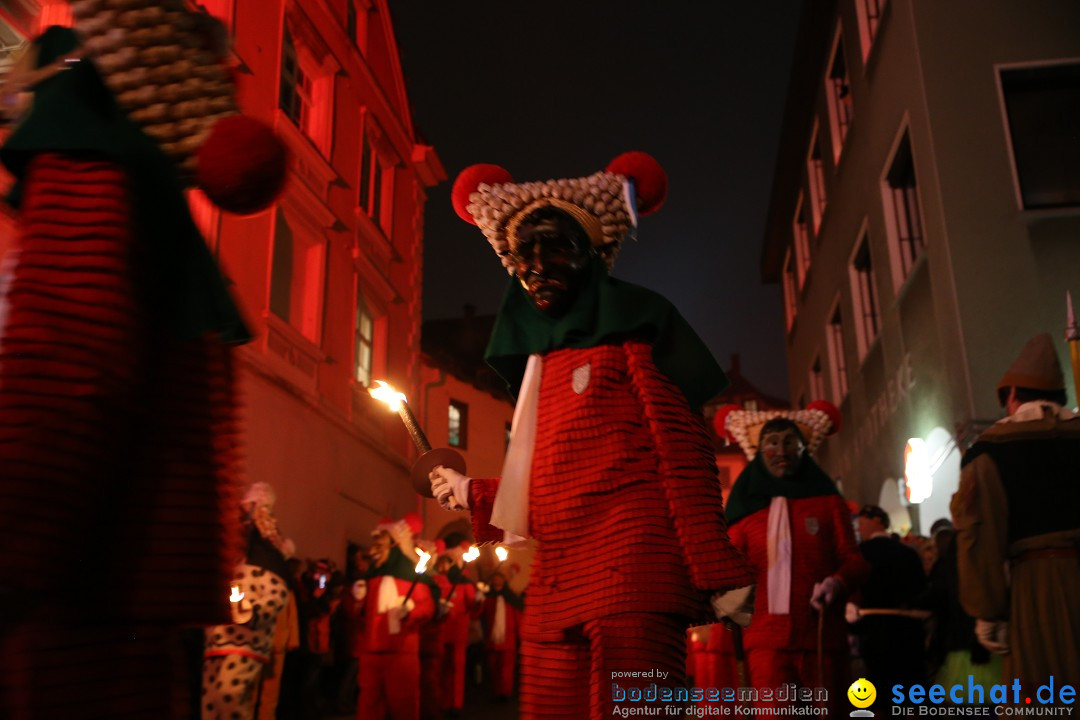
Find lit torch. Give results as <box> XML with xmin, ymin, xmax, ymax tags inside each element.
<box><xmin>402</xmin><ymin>546</ymin><xmax>431</xmax><ymax>607</ymax></box>
<box><xmin>1067</xmin><ymin>292</ymin><xmax>1080</xmax><ymax>410</ymax></box>
<box><xmin>368</xmin><ymin>380</ymin><xmax>468</xmax><ymax>504</ymax></box>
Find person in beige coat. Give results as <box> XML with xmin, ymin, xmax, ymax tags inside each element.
<box><xmin>952</xmin><ymin>333</ymin><xmax>1080</xmax><ymax>700</ymax></box>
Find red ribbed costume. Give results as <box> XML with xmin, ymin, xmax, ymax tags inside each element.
<box><xmin>419</xmin><ymin>573</ymin><xmax>450</xmax><ymax>720</ymax></box>
<box><xmin>726</xmin><ymin>495</ymin><xmax>866</xmax><ymax>715</ymax></box>
<box><xmin>0</xmin><ymin>156</ymin><xmax>242</xmax><ymax>718</ymax></box>
<box><xmin>468</xmin><ymin>341</ymin><xmax>752</xmax><ymax>719</ymax></box>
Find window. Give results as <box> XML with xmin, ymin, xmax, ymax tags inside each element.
<box><xmin>346</xmin><ymin>0</ymin><xmax>358</xmax><ymax>45</ymax></box>
<box><xmin>278</xmin><ymin>16</ymin><xmax>335</xmax><ymax>157</ymax></box>
<box><xmin>358</xmin><ymin>117</ymin><xmax>393</xmax><ymax>232</ymax></box>
<box><xmin>793</xmin><ymin>193</ymin><xmax>811</xmax><ymax>289</ymax></box>
<box><xmin>826</xmin><ymin>302</ymin><xmax>849</xmax><ymax>402</ymax></box>
<box><xmin>354</xmin><ymin>293</ymin><xmax>373</xmax><ymax>387</ymax></box>
<box><xmin>999</xmin><ymin>62</ymin><xmax>1080</xmax><ymax>209</ymax></box>
<box><xmin>849</xmin><ymin>231</ymin><xmax>881</xmax><ymax>360</ymax></box>
<box><xmin>270</xmin><ymin>208</ymin><xmax>325</xmax><ymax>342</ymax></box>
<box><xmin>826</xmin><ymin>29</ymin><xmax>853</xmax><ymax>162</ymax></box>
<box><xmin>279</xmin><ymin>28</ymin><xmax>311</xmax><ymax>130</ymax></box>
<box><xmin>882</xmin><ymin>130</ymin><xmax>925</xmax><ymax>288</ymax></box>
<box><xmin>782</xmin><ymin>248</ymin><xmax>798</xmax><ymax>332</ymax></box>
<box><xmin>807</xmin><ymin>128</ymin><xmax>828</xmax><ymax>232</ymax></box>
<box><xmin>448</xmin><ymin>400</ymin><xmax>468</xmax><ymax>449</ymax></box>
<box><xmin>809</xmin><ymin>356</ymin><xmax>826</xmax><ymax>402</ymax></box>
<box><xmin>855</xmin><ymin>0</ymin><xmax>887</xmax><ymax>62</ymax></box>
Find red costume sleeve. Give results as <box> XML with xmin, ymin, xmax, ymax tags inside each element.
<box><xmin>402</xmin><ymin>581</ymin><xmax>435</xmax><ymax>631</ymax></box>
<box><xmin>467</xmin><ymin>477</ymin><xmax>504</xmax><ymax>544</ymax></box>
<box><xmin>625</xmin><ymin>343</ymin><xmax>754</xmax><ymax>592</ymax></box>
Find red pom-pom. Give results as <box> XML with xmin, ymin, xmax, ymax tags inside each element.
<box><xmin>606</xmin><ymin>151</ymin><xmax>667</xmax><ymax>216</ymax></box>
<box><xmin>435</xmin><ymin>539</ymin><xmax>446</xmax><ymax>555</ymax></box>
<box><xmin>403</xmin><ymin>511</ymin><xmax>423</xmax><ymax>535</ymax></box>
<box><xmin>807</xmin><ymin>400</ymin><xmax>842</xmax><ymax>435</ymax></box>
<box><xmin>197</xmin><ymin>115</ymin><xmax>288</xmax><ymax>215</ymax></box>
<box><xmin>451</xmin><ymin>164</ymin><xmax>513</xmax><ymax>225</ymax></box>
<box><xmin>712</xmin><ymin>403</ymin><xmax>742</xmax><ymax>442</ymax></box>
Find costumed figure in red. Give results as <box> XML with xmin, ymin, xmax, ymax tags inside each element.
<box><xmin>418</xmin><ymin>539</ymin><xmax>449</xmax><ymax>720</ymax></box>
<box><xmin>0</xmin><ymin>4</ymin><xmax>286</xmax><ymax>718</ymax></box>
<box><xmin>717</xmin><ymin>404</ymin><xmax>868</xmax><ymax>715</ymax></box>
<box><xmin>481</xmin><ymin>567</ymin><xmax>523</xmax><ymax>701</ymax></box>
<box><xmin>354</xmin><ymin>521</ymin><xmax>438</xmax><ymax>720</ymax></box>
<box><xmin>429</xmin><ymin>154</ymin><xmax>754</xmax><ymax>719</ymax></box>
<box><xmin>437</xmin><ymin>542</ymin><xmax>484</xmax><ymax>715</ymax></box>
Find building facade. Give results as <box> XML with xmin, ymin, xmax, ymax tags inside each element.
<box><xmin>762</xmin><ymin>0</ymin><xmax>1080</xmax><ymax>532</ymax></box>
<box><xmin>1</xmin><ymin>0</ymin><xmax>445</xmax><ymax>561</ymax></box>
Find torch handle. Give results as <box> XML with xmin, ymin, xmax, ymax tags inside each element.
<box><xmin>402</xmin><ymin>578</ymin><xmax>419</xmax><ymax>606</ymax></box>
<box><xmin>398</xmin><ymin>404</ymin><xmax>432</xmax><ymax>454</ymax></box>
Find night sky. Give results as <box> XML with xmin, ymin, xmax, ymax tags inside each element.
<box><xmin>391</xmin><ymin>2</ymin><xmax>804</xmax><ymax>400</ymax></box>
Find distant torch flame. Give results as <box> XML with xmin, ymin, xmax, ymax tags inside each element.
<box><xmin>495</xmin><ymin>546</ymin><xmax>508</xmax><ymax>562</ymax></box>
<box><xmin>414</xmin><ymin>546</ymin><xmax>431</xmax><ymax>574</ymax></box>
<box><xmin>229</xmin><ymin>585</ymin><xmax>245</xmax><ymax>603</ymax></box>
<box><xmin>369</xmin><ymin>380</ymin><xmax>406</xmax><ymax>412</ymax></box>
<box><xmin>463</xmin><ymin>545</ymin><xmax>480</xmax><ymax>563</ymax></box>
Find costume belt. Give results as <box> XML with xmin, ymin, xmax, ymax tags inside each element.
<box><xmin>856</xmin><ymin>608</ymin><xmax>931</xmax><ymax>620</ymax></box>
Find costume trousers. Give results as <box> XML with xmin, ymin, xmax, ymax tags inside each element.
<box><xmin>746</xmin><ymin>648</ymin><xmax>847</xmax><ymax>717</ymax></box>
<box><xmin>202</xmin><ymin>653</ymin><xmax>263</xmax><ymax>720</ymax></box>
<box><xmin>487</xmin><ymin>648</ymin><xmax>516</xmax><ymax>697</ymax></box>
<box><xmin>518</xmin><ymin>613</ymin><xmax>687</xmax><ymax>720</ymax></box>
<box><xmin>419</xmin><ymin>647</ymin><xmax>443</xmax><ymax>720</ymax></box>
<box><xmin>357</xmin><ymin>651</ymin><xmax>419</xmax><ymax>720</ymax></box>
<box><xmin>439</xmin><ymin>640</ymin><xmax>467</xmax><ymax>710</ymax></box>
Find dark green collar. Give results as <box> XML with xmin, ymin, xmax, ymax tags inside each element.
<box><xmin>484</xmin><ymin>260</ymin><xmax>727</xmax><ymax>411</ymax></box>
<box><xmin>725</xmin><ymin>454</ymin><xmax>840</xmax><ymax>526</ymax></box>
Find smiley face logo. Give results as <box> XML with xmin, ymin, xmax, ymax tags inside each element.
<box><xmin>848</xmin><ymin>678</ymin><xmax>876</xmax><ymax>709</ymax></box>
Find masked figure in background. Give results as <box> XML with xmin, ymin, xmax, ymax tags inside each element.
<box><xmin>430</xmin><ymin>154</ymin><xmax>754</xmax><ymax>720</ymax></box>
<box><xmin>717</xmin><ymin>406</ymin><xmax>867</xmax><ymax>716</ymax></box>
<box><xmin>203</xmin><ymin>483</ymin><xmax>293</xmax><ymax>720</ymax></box>
<box><xmin>0</xmin><ymin>4</ymin><xmax>286</xmax><ymax>717</ymax></box>
<box><xmin>952</xmin><ymin>333</ymin><xmax>1080</xmax><ymax>697</ymax></box>
<box><xmin>482</xmin><ymin>569</ymin><xmax>523</xmax><ymax>702</ymax></box>
<box><xmin>438</xmin><ymin>542</ymin><xmax>483</xmax><ymax>716</ymax></box>
<box><xmin>354</xmin><ymin>522</ymin><xmax>438</xmax><ymax>720</ymax></box>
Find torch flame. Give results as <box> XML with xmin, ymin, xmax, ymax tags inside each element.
<box><xmin>369</xmin><ymin>380</ymin><xmax>407</xmax><ymax>412</ymax></box>
<box><xmin>229</xmin><ymin>585</ymin><xmax>245</xmax><ymax>603</ymax></box>
<box><xmin>414</xmin><ymin>546</ymin><xmax>431</xmax><ymax>574</ymax></box>
<box><xmin>463</xmin><ymin>545</ymin><xmax>480</xmax><ymax>563</ymax></box>
<box><xmin>495</xmin><ymin>546</ymin><xmax>508</xmax><ymax>562</ymax></box>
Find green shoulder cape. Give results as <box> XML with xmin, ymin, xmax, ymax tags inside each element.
<box><xmin>725</xmin><ymin>454</ymin><xmax>840</xmax><ymax>526</ymax></box>
<box><xmin>484</xmin><ymin>259</ymin><xmax>726</xmax><ymax>411</ymax></box>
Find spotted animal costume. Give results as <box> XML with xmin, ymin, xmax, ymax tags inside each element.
<box><xmin>202</xmin><ymin>563</ymin><xmax>290</xmax><ymax>720</ymax></box>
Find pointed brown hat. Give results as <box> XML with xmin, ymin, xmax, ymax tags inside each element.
<box><xmin>996</xmin><ymin>332</ymin><xmax>1064</xmax><ymax>405</ymax></box>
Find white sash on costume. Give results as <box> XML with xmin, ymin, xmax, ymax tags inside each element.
<box><xmin>376</xmin><ymin>575</ymin><xmax>403</xmax><ymax>634</ymax></box>
<box><xmin>491</xmin><ymin>354</ymin><xmax>542</xmax><ymax>543</ymax></box>
<box><xmin>492</xmin><ymin>596</ymin><xmax>507</xmax><ymax>645</ymax></box>
<box><xmin>766</xmin><ymin>496</ymin><xmax>792</xmax><ymax>615</ymax></box>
